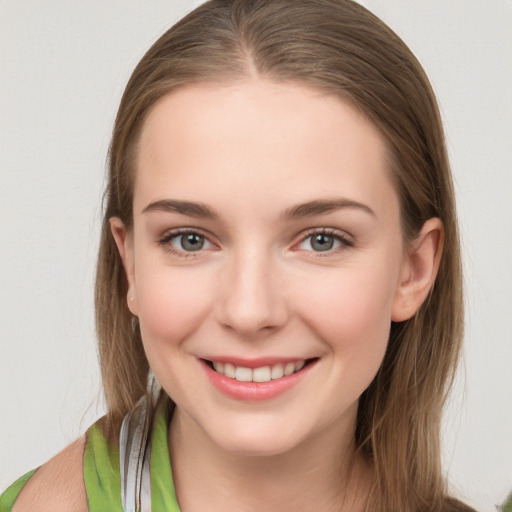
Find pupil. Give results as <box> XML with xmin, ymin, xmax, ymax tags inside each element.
<box><xmin>181</xmin><ymin>234</ymin><xmax>204</xmax><ymax>251</ymax></box>
<box><xmin>312</xmin><ymin>234</ymin><xmax>333</xmax><ymax>251</ymax></box>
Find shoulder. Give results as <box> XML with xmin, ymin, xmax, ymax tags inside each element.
<box><xmin>12</xmin><ymin>436</ymin><xmax>88</xmax><ymax>512</ymax></box>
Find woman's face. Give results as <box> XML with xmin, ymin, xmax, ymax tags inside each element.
<box><xmin>114</xmin><ymin>80</ymin><xmax>414</xmax><ymax>456</ymax></box>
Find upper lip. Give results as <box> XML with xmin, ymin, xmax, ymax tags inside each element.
<box><xmin>200</xmin><ymin>356</ymin><xmax>316</xmax><ymax>368</ymax></box>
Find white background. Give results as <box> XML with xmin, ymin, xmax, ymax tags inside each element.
<box><xmin>1</xmin><ymin>1</ymin><xmax>511</xmax><ymax>510</ymax></box>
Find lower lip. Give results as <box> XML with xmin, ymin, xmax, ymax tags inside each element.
<box><xmin>201</xmin><ymin>359</ymin><xmax>317</xmax><ymax>401</ymax></box>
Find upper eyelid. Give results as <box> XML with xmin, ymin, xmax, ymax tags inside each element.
<box><xmin>158</xmin><ymin>226</ymin><xmax>352</xmax><ymax>238</ymax></box>
<box><xmin>159</xmin><ymin>227</ymin><xmax>214</xmax><ymax>241</ymax></box>
<box><xmin>297</xmin><ymin>227</ymin><xmax>352</xmax><ymax>242</ymax></box>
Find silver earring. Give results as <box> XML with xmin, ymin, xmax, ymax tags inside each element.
<box><xmin>147</xmin><ymin>368</ymin><xmax>160</xmax><ymax>402</ymax></box>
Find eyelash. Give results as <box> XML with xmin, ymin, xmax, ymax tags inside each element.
<box><xmin>297</xmin><ymin>228</ymin><xmax>354</xmax><ymax>257</ymax></box>
<box><xmin>156</xmin><ymin>228</ymin><xmax>215</xmax><ymax>258</ymax></box>
<box><xmin>156</xmin><ymin>227</ymin><xmax>354</xmax><ymax>258</ymax></box>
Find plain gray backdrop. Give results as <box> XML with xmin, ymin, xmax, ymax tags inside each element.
<box><xmin>1</xmin><ymin>2</ymin><xmax>511</xmax><ymax>510</ymax></box>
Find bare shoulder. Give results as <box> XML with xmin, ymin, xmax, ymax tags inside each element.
<box><xmin>13</xmin><ymin>435</ymin><xmax>88</xmax><ymax>512</ymax></box>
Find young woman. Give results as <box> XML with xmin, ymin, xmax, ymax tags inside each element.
<box><xmin>1</xmin><ymin>1</ymin><xmax>477</xmax><ymax>511</ymax></box>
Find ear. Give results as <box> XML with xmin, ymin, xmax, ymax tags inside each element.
<box><xmin>391</xmin><ymin>218</ymin><xmax>444</xmax><ymax>322</ymax></box>
<box><xmin>110</xmin><ymin>217</ymin><xmax>138</xmax><ymax>316</ymax></box>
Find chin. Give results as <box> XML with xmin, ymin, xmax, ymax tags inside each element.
<box><xmin>203</xmin><ymin>415</ymin><xmax>311</xmax><ymax>457</ymax></box>
<box><xmin>215</xmin><ymin>433</ymin><xmax>301</xmax><ymax>457</ymax></box>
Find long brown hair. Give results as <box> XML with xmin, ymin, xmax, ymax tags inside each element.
<box><xmin>95</xmin><ymin>1</ymin><xmax>469</xmax><ymax>510</ymax></box>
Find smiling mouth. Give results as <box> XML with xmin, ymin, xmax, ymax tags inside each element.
<box><xmin>203</xmin><ymin>358</ymin><xmax>317</xmax><ymax>383</ymax></box>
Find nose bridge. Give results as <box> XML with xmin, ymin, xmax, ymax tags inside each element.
<box><xmin>216</xmin><ymin>243</ymin><xmax>287</xmax><ymax>335</ymax></box>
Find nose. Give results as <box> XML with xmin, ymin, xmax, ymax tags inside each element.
<box><xmin>214</xmin><ymin>247</ymin><xmax>289</xmax><ymax>337</ymax></box>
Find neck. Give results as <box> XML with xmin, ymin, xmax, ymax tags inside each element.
<box><xmin>168</xmin><ymin>407</ymin><xmax>371</xmax><ymax>512</ymax></box>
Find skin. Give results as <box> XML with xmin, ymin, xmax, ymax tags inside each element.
<box><xmin>110</xmin><ymin>80</ymin><xmax>443</xmax><ymax>512</ymax></box>
<box><xmin>13</xmin><ymin>436</ymin><xmax>88</xmax><ymax>512</ymax></box>
<box><xmin>14</xmin><ymin>79</ymin><xmax>442</xmax><ymax>511</ymax></box>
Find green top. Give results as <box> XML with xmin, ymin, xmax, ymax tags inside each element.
<box><xmin>0</xmin><ymin>404</ymin><xmax>181</xmax><ymax>511</ymax></box>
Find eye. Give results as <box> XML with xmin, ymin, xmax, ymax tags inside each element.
<box><xmin>171</xmin><ymin>232</ymin><xmax>209</xmax><ymax>252</ymax></box>
<box><xmin>297</xmin><ymin>229</ymin><xmax>352</xmax><ymax>253</ymax></box>
<box><xmin>157</xmin><ymin>229</ymin><xmax>215</xmax><ymax>256</ymax></box>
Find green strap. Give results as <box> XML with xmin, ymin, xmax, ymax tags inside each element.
<box><xmin>0</xmin><ymin>468</ymin><xmax>38</xmax><ymax>512</ymax></box>
<box><xmin>0</xmin><ymin>403</ymin><xmax>181</xmax><ymax>512</ymax></box>
<box><xmin>84</xmin><ymin>401</ymin><xmax>181</xmax><ymax>511</ymax></box>
<box><xmin>83</xmin><ymin>423</ymin><xmax>123</xmax><ymax>512</ymax></box>
<box><xmin>151</xmin><ymin>400</ymin><xmax>181</xmax><ymax>512</ymax></box>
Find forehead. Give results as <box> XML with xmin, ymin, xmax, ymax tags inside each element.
<box><xmin>134</xmin><ymin>80</ymin><xmax>397</xmax><ymax>221</ymax></box>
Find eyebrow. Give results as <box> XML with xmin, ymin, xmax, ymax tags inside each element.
<box><xmin>281</xmin><ymin>198</ymin><xmax>376</xmax><ymax>221</ymax></box>
<box><xmin>142</xmin><ymin>199</ymin><xmax>219</xmax><ymax>219</ymax></box>
<box><xmin>141</xmin><ymin>197</ymin><xmax>375</xmax><ymax>221</ymax></box>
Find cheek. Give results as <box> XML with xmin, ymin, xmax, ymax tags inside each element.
<box><xmin>295</xmin><ymin>267</ymin><xmax>396</xmax><ymax>403</ymax></box>
<box><xmin>294</xmin><ymin>261</ymin><xmax>399</xmax><ymax>359</ymax></box>
<box><xmin>135</xmin><ymin>263</ymin><xmax>213</xmax><ymax>346</ymax></box>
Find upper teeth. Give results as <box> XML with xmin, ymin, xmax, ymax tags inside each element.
<box><xmin>212</xmin><ymin>360</ymin><xmax>306</xmax><ymax>382</ymax></box>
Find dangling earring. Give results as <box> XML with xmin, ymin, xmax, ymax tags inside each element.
<box><xmin>147</xmin><ymin>367</ymin><xmax>161</xmax><ymax>404</ymax></box>
<box><xmin>119</xmin><ymin>367</ymin><xmax>161</xmax><ymax>512</ymax></box>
